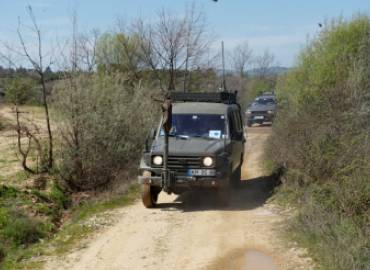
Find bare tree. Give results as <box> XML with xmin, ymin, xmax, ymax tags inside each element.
<box><xmin>17</xmin><ymin>5</ymin><xmax>54</xmax><ymax>171</ymax></box>
<box><xmin>231</xmin><ymin>41</ymin><xmax>253</xmax><ymax>79</ymax></box>
<box><xmin>254</xmin><ymin>49</ymin><xmax>275</xmax><ymax>80</ymax></box>
<box><xmin>182</xmin><ymin>4</ymin><xmax>210</xmax><ymax>91</ymax></box>
<box><xmin>77</xmin><ymin>29</ymin><xmax>100</xmax><ymax>72</ymax></box>
<box><xmin>154</xmin><ymin>9</ymin><xmax>186</xmax><ymax>91</ymax></box>
<box><xmin>133</xmin><ymin>7</ymin><xmax>211</xmax><ymax>93</ymax></box>
<box><xmin>14</xmin><ymin>106</ymin><xmax>43</xmax><ymax>174</ymax></box>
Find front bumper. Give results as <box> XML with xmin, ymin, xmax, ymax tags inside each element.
<box><xmin>247</xmin><ymin>113</ymin><xmax>274</xmax><ymax>123</ymax></box>
<box><xmin>138</xmin><ymin>169</ymin><xmax>227</xmax><ymax>189</ymax></box>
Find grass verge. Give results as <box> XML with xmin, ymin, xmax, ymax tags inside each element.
<box><xmin>0</xmin><ymin>183</ymin><xmax>140</xmax><ymax>270</ymax></box>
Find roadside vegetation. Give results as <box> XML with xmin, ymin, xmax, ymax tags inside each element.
<box><xmin>267</xmin><ymin>15</ymin><xmax>370</xmax><ymax>270</ymax></box>
<box><xmin>0</xmin><ymin>3</ymin><xmax>283</xmax><ymax>268</ymax></box>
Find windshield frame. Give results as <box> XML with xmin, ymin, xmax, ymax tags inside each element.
<box><xmin>157</xmin><ymin>113</ymin><xmax>229</xmax><ymax>140</ymax></box>
<box><xmin>254</xmin><ymin>96</ymin><xmax>276</xmax><ymax>105</ymax></box>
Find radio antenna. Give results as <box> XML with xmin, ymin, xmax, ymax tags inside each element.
<box><xmin>221</xmin><ymin>41</ymin><xmax>227</xmax><ymax>92</ymax></box>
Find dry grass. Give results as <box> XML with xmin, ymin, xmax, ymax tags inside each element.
<box><xmin>0</xmin><ymin>104</ymin><xmax>51</xmax><ymax>187</ymax></box>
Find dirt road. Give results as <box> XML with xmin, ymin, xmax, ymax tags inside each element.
<box><xmin>46</xmin><ymin>126</ymin><xmax>312</xmax><ymax>270</ymax></box>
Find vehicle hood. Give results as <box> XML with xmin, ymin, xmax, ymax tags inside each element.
<box><xmin>248</xmin><ymin>103</ymin><xmax>276</xmax><ymax>112</ymax></box>
<box><xmin>151</xmin><ymin>137</ymin><xmax>227</xmax><ymax>156</ymax></box>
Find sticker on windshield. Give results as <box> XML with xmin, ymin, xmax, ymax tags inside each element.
<box><xmin>209</xmin><ymin>130</ymin><xmax>221</xmax><ymax>139</ymax></box>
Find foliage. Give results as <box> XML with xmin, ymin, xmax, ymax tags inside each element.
<box><xmin>0</xmin><ymin>183</ymin><xmax>67</xmax><ymax>266</ymax></box>
<box><xmin>53</xmin><ymin>73</ymin><xmax>159</xmax><ymax>191</ymax></box>
<box><xmin>96</xmin><ymin>32</ymin><xmax>142</xmax><ymax>80</ymax></box>
<box><xmin>267</xmin><ymin>15</ymin><xmax>370</xmax><ymax>270</ymax></box>
<box><xmin>0</xmin><ymin>183</ymin><xmax>140</xmax><ymax>270</ymax></box>
<box><xmin>236</xmin><ymin>76</ymin><xmax>277</xmax><ymax>110</ymax></box>
<box><xmin>4</xmin><ymin>77</ymin><xmax>38</xmax><ymax>105</ymax></box>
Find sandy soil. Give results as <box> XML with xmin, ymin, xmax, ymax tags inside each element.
<box><xmin>0</xmin><ymin>104</ymin><xmax>22</xmax><ymax>177</ymax></box>
<box><xmin>46</xmin><ymin>126</ymin><xmax>313</xmax><ymax>270</ymax></box>
<box><xmin>0</xmin><ymin>104</ymin><xmax>53</xmax><ymax>179</ymax></box>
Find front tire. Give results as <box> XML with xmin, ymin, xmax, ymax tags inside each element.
<box><xmin>141</xmin><ymin>184</ymin><xmax>159</xmax><ymax>208</ymax></box>
<box><xmin>141</xmin><ymin>171</ymin><xmax>161</xmax><ymax>208</ymax></box>
<box><xmin>218</xmin><ymin>185</ymin><xmax>230</xmax><ymax>206</ymax></box>
<box><xmin>231</xmin><ymin>165</ymin><xmax>241</xmax><ymax>188</ymax></box>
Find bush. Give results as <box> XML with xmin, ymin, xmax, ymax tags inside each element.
<box><xmin>267</xmin><ymin>15</ymin><xmax>370</xmax><ymax>270</ymax></box>
<box><xmin>4</xmin><ymin>77</ymin><xmax>38</xmax><ymax>105</ymax></box>
<box><xmin>54</xmin><ymin>73</ymin><xmax>159</xmax><ymax>190</ymax></box>
<box><xmin>0</xmin><ymin>208</ymin><xmax>47</xmax><ymax>246</ymax></box>
<box><xmin>0</xmin><ymin>186</ymin><xmax>56</xmax><ymax>247</ymax></box>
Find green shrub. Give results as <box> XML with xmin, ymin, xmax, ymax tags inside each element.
<box><xmin>0</xmin><ymin>185</ymin><xmax>62</xmax><ymax>257</ymax></box>
<box><xmin>268</xmin><ymin>15</ymin><xmax>370</xmax><ymax>270</ymax></box>
<box><xmin>0</xmin><ymin>243</ymin><xmax>5</xmax><ymax>263</ymax></box>
<box><xmin>0</xmin><ymin>208</ymin><xmax>47</xmax><ymax>246</ymax></box>
<box><xmin>53</xmin><ymin>73</ymin><xmax>159</xmax><ymax>190</ymax></box>
<box><xmin>49</xmin><ymin>183</ymin><xmax>70</xmax><ymax>209</ymax></box>
<box><xmin>4</xmin><ymin>77</ymin><xmax>38</xmax><ymax>105</ymax></box>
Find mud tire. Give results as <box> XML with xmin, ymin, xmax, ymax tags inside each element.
<box><xmin>141</xmin><ymin>185</ymin><xmax>158</xmax><ymax>208</ymax></box>
<box><xmin>141</xmin><ymin>171</ymin><xmax>161</xmax><ymax>208</ymax></box>
<box><xmin>218</xmin><ymin>179</ymin><xmax>231</xmax><ymax>206</ymax></box>
<box><xmin>231</xmin><ymin>165</ymin><xmax>242</xmax><ymax>188</ymax></box>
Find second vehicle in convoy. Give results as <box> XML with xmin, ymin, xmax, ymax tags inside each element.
<box><xmin>245</xmin><ymin>93</ymin><xmax>277</xmax><ymax>127</ymax></box>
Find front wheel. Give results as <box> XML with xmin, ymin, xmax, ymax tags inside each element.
<box><xmin>141</xmin><ymin>171</ymin><xmax>161</xmax><ymax>208</ymax></box>
<box><xmin>218</xmin><ymin>173</ymin><xmax>231</xmax><ymax>206</ymax></box>
<box><xmin>141</xmin><ymin>184</ymin><xmax>160</xmax><ymax>208</ymax></box>
<box><xmin>231</xmin><ymin>165</ymin><xmax>241</xmax><ymax>188</ymax></box>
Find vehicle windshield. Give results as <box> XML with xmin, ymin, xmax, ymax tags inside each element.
<box><xmin>254</xmin><ymin>97</ymin><xmax>276</xmax><ymax>105</ymax></box>
<box><xmin>160</xmin><ymin>114</ymin><xmax>226</xmax><ymax>139</ymax></box>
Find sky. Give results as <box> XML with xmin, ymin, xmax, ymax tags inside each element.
<box><xmin>1</xmin><ymin>0</ymin><xmax>370</xmax><ymax>68</ymax></box>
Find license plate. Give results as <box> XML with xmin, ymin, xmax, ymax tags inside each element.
<box><xmin>187</xmin><ymin>169</ymin><xmax>216</xmax><ymax>176</ymax></box>
<box><xmin>254</xmin><ymin>115</ymin><xmax>264</xmax><ymax>120</ymax></box>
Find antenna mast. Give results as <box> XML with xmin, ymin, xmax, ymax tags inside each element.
<box><xmin>221</xmin><ymin>41</ymin><xmax>227</xmax><ymax>92</ymax></box>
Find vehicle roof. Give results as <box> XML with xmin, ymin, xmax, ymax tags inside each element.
<box><xmin>173</xmin><ymin>102</ymin><xmax>235</xmax><ymax>114</ymax></box>
<box><xmin>256</xmin><ymin>94</ymin><xmax>275</xmax><ymax>99</ymax></box>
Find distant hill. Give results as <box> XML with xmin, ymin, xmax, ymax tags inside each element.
<box><xmin>246</xmin><ymin>66</ymin><xmax>291</xmax><ymax>76</ymax></box>
<box><xmin>217</xmin><ymin>66</ymin><xmax>291</xmax><ymax>77</ymax></box>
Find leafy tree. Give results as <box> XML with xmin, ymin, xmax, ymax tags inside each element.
<box><xmin>268</xmin><ymin>15</ymin><xmax>370</xmax><ymax>270</ymax></box>
<box><xmin>4</xmin><ymin>77</ymin><xmax>36</xmax><ymax>105</ymax></box>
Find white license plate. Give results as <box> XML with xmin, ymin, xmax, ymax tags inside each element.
<box><xmin>187</xmin><ymin>169</ymin><xmax>216</xmax><ymax>176</ymax></box>
<box><xmin>254</xmin><ymin>115</ymin><xmax>264</xmax><ymax>120</ymax></box>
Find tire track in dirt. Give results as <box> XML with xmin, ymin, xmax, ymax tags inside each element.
<box><xmin>46</xmin><ymin>126</ymin><xmax>313</xmax><ymax>270</ymax></box>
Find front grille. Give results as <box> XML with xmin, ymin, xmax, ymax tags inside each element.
<box><xmin>153</xmin><ymin>155</ymin><xmax>202</xmax><ymax>170</ymax></box>
<box><xmin>168</xmin><ymin>156</ymin><xmax>202</xmax><ymax>169</ymax></box>
<box><xmin>251</xmin><ymin>111</ymin><xmax>268</xmax><ymax>116</ymax></box>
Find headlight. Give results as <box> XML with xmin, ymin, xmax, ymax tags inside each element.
<box><xmin>203</xmin><ymin>157</ymin><xmax>214</xmax><ymax>167</ymax></box>
<box><xmin>267</xmin><ymin>110</ymin><xmax>274</xmax><ymax>114</ymax></box>
<box><xmin>246</xmin><ymin>110</ymin><xmax>251</xmax><ymax>114</ymax></box>
<box><xmin>152</xmin><ymin>155</ymin><xmax>163</xmax><ymax>166</ymax></box>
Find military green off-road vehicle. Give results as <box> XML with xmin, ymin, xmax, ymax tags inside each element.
<box><xmin>138</xmin><ymin>92</ymin><xmax>245</xmax><ymax>208</ymax></box>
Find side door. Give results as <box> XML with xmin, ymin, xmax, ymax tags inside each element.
<box><xmin>228</xmin><ymin>109</ymin><xmax>242</xmax><ymax>172</ymax></box>
<box><xmin>232</xmin><ymin>108</ymin><xmax>244</xmax><ymax>168</ymax></box>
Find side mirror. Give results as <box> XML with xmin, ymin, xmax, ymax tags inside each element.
<box><xmin>145</xmin><ymin>128</ymin><xmax>157</xmax><ymax>153</ymax></box>
<box><xmin>149</xmin><ymin>127</ymin><xmax>156</xmax><ymax>139</ymax></box>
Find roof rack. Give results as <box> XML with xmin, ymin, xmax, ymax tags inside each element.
<box><xmin>169</xmin><ymin>91</ymin><xmax>237</xmax><ymax>104</ymax></box>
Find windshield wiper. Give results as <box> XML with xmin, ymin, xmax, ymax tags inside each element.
<box><xmin>168</xmin><ymin>134</ymin><xmax>189</xmax><ymax>139</ymax></box>
<box><xmin>191</xmin><ymin>135</ymin><xmax>215</xmax><ymax>140</ymax></box>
